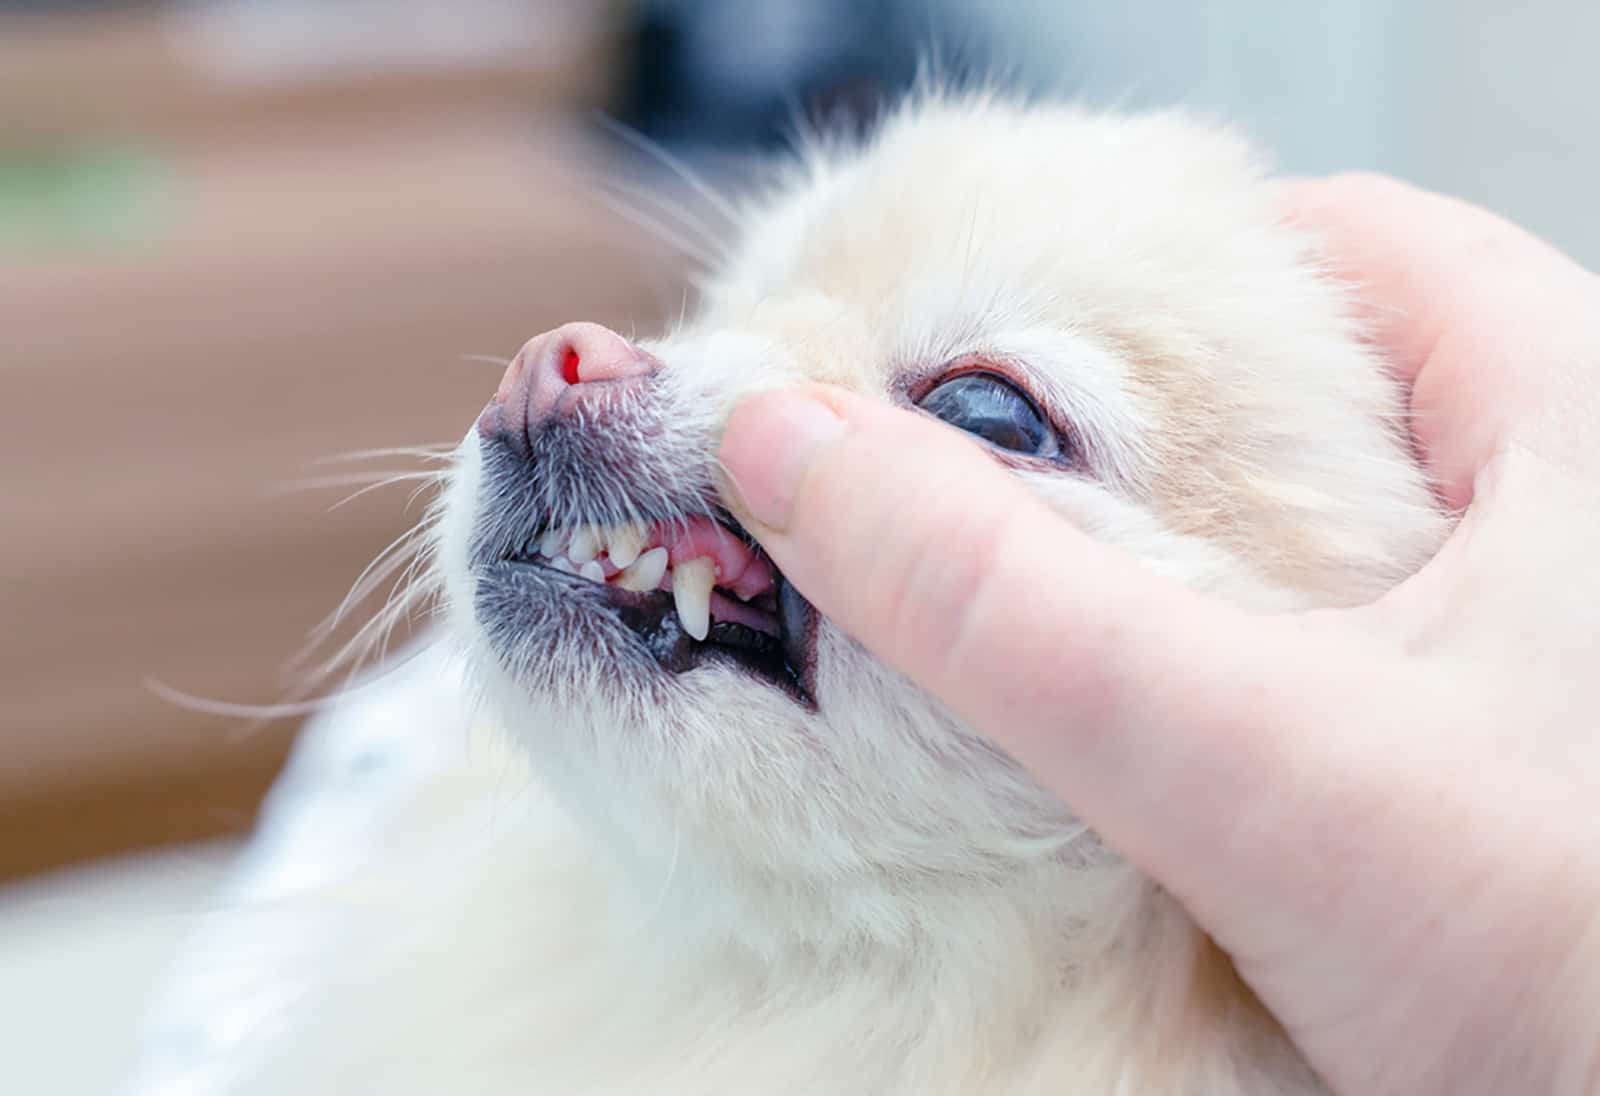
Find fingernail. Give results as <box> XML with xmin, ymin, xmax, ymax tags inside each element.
<box><xmin>720</xmin><ymin>390</ymin><xmax>845</xmax><ymax>531</ymax></box>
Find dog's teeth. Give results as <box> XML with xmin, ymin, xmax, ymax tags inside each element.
<box><xmin>568</xmin><ymin>525</ymin><xmax>600</xmax><ymax>563</ymax></box>
<box><xmin>549</xmin><ymin>556</ymin><xmax>578</xmax><ymax>575</ymax></box>
<box><xmin>606</xmin><ymin>524</ymin><xmax>645</xmax><ymax>569</ymax></box>
<box><xmin>672</xmin><ymin>556</ymin><xmax>715</xmax><ymax>641</ymax></box>
<box><xmin>578</xmin><ymin>560</ymin><xmax>606</xmax><ymax>584</ymax></box>
<box><xmin>538</xmin><ymin>529</ymin><xmax>565</xmax><ymax>558</ymax></box>
<box><xmin>615</xmin><ymin>546</ymin><xmax>668</xmax><ymax>592</ymax></box>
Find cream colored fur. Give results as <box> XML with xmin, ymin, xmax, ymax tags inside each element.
<box><xmin>134</xmin><ymin>93</ymin><xmax>1449</xmax><ymax>1095</ymax></box>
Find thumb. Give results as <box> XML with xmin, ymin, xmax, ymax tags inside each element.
<box><xmin>718</xmin><ymin>384</ymin><xmax>1355</xmax><ymax>899</ymax></box>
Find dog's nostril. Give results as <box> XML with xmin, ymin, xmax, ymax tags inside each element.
<box><xmin>552</xmin><ymin>321</ymin><xmax>653</xmax><ymax>388</ymax></box>
<box><xmin>476</xmin><ymin>322</ymin><xmax>657</xmax><ymax>452</ymax></box>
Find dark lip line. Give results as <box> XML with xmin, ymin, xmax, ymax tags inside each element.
<box><xmin>483</xmin><ymin>540</ymin><xmax>818</xmax><ymax>708</ymax></box>
<box><xmin>491</xmin><ymin>550</ymin><xmax>655</xmax><ymax>605</ymax></box>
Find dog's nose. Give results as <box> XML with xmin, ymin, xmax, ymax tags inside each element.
<box><xmin>477</xmin><ymin>322</ymin><xmax>656</xmax><ymax>451</ymax></box>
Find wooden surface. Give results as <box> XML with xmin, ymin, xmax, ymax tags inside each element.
<box><xmin>0</xmin><ymin>114</ymin><xmax>680</xmax><ymax>880</ymax></box>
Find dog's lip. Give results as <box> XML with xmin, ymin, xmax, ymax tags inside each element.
<box><xmin>491</xmin><ymin>519</ymin><xmax>817</xmax><ymax>706</ymax></box>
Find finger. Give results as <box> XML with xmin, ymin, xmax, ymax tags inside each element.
<box><xmin>1279</xmin><ymin>173</ymin><xmax>1600</xmax><ymax>508</ymax></box>
<box><xmin>718</xmin><ymin>385</ymin><xmax>1355</xmax><ymax>895</ymax></box>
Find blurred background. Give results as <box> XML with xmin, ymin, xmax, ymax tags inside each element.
<box><xmin>0</xmin><ymin>0</ymin><xmax>1595</xmax><ymax>1089</ymax></box>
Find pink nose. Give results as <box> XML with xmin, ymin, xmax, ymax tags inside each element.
<box><xmin>477</xmin><ymin>322</ymin><xmax>656</xmax><ymax>451</ymax></box>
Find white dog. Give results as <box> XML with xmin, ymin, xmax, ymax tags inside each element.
<box><xmin>134</xmin><ymin>91</ymin><xmax>1448</xmax><ymax>1094</ymax></box>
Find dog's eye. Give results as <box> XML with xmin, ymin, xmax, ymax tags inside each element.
<box><xmin>917</xmin><ymin>372</ymin><xmax>1060</xmax><ymax>458</ymax></box>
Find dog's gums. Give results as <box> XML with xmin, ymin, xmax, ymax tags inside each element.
<box><xmin>490</xmin><ymin>511</ymin><xmax>815</xmax><ymax>702</ymax></box>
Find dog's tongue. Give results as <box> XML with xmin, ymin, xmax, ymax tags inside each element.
<box><xmin>540</xmin><ymin>515</ymin><xmax>776</xmax><ymax>641</ymax></box>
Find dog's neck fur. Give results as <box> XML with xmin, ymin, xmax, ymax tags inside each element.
<box><xmin>415</xmin><ymin>703</ymin><xmax>1321</xmax><ymax>1096</ymax></box>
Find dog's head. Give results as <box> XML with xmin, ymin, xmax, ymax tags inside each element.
<box><xmin>435</xmin><ymin>95</ymin><xmax>1445</xmax><ymax>944</ymax></box>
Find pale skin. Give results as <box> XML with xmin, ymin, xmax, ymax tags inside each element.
<box><xmin>718</xmin><ymin>174</ymin><xmax>1600</xmax><ymax>1096</ymax></box>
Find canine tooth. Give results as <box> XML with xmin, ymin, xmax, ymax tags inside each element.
<box><xmin>549</xmin><ymin>557</ymin><xmax>578</xmax><ymax>574</ymax></box>
<box><xmin>606</xmin><ymin>524</ymin><xmax>645</xmax><ymax>569</ymax></box>
<box><xmin>568</xmin><ymin>525</ymin><xmax>600</xmax><ymax>563</ymax></box>
<box><xmin>614</xmin><ymin>546</ymin><xmax>668</xmax><ymax>592</ymax></box>
<box><xmin>672</xmin><ymin>556</ymin><xmax>715</xmax><ymax>641</ymax></box>
<box><xmin>538</xmin><ymin>529</ymin><xmax>565</xmax><ymax>558</ymax></box>
<box><xmin>578</xmin><ymin>560</ymin><xmax>606</xmax><ymax>584</ymax></box>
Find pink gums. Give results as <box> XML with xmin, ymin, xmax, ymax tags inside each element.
<box><xmin>652</xmin><ymin>517</ymin><xmax>775</xmax><ymax>601</ymax></box>
<box><xmin>548</xmin><ymin>515</ymin><xmax>780</xmax><ymax>634</ymax></box>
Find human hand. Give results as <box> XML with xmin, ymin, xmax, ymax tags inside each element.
<box><xmin>718</xmin><ymin>174</ymin><xmax>1600</xmax><ymax>1096</ymax></box>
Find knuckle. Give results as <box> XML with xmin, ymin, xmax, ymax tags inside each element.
<box><xmin>1294</xmin><ymin>170</ymin><xmax>1412</xmax><ymax>221</ymax></box>
<box><xmin>1320</xmin><ymin>169</ymin><xmax>1409</xmax><ymax>204</ymax></box>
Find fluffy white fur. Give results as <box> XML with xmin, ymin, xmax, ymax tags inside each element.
<box><xmin>134</xmin><ymin>93</ymin><xmax>1449</xmax><ymax>1095</ymax></box>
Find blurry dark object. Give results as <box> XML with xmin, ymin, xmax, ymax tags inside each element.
<box><xmin>617</xmin><ymin>0</ymin><xmax>929</xmax><ymax>149</ymax></box>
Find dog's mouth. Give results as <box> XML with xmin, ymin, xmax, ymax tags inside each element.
<box><xmin>496</xmin><ymin>511</ymin><xmax>817</xmax><ymax>705</ymax></box>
